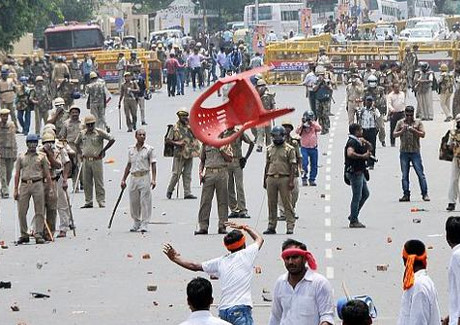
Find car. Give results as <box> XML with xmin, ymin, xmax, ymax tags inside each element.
<box><xmin>407</xmin><ymin>28</ymin><xmax>437</xmax><ymax>42</ymax></box>
<box><xmin>399</xmin><ymin>29</ymin><xmax>414</xmax><ymax>41</ymax></box>
<box><xmin>414</xmin><ymin>21</ymin><xmax>445</xmax><ymax>40</ymax></box>
<box><xmin>375</xmin><ymin>25</ymin><xmax>397</xmax><ymax>41</ymax></box>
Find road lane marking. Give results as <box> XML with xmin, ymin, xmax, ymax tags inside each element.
<box><xmin>326</xmin><ymin>248</ymin><xmax>333</xmax><ymax>259</ymax></box>
<box><xmin>326</xmin><ymin>267</ymin><xmax>334</xmax><ymax>279</ymax></box>
<box><xmin>325</xmin><ymin>218</ymin><xmax>331</xmax><ymax>226</ymax></box>
<box><xmin>325</xmin><ymin>205</ymin><xmax>331</xmax><ymax>213</ymax></box>
<box><xmin>325</xmin><ymin>233</ymin><xmax>332</xmax><ymax>241</ymax></box>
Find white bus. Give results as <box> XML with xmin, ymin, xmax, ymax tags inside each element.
<box><xmin>367</xmin><ymin>0</ymin><xmax>434</xmax><ymax>22</ymax></box>
<box><xmin>243</xmin><ymin>2</ymin><xmax>303</xmax><ymax>37</ymax></box>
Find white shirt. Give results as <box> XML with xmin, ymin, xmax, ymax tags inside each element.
<box><xmin>397</xmin><ymin>269</ymin><xmax>441</xmax><ymax>325</ymax></box>
<box><xmin>179</xmin><ymin>310</ymin><xmax>231</xmax><ymax>325</ymax></box>
<box><xmin>201</xmin><ymin>243</ymin><xmax>259</xmax><ymax>310</ymax></box>
<box><xmin>387</xmin><ymin>91</ymin><xmax>406</xmax><ymax>113</ymax></box>
<box><xmin>268</xmin><ymin>269</ymin><xmax>335</xmax><ymax>325</ymax></box>
<box><xmin>358</xmin><ymin>107</ymin><xmax>380</xmax><ymax>129</ymax></box>
<box><xmin>449</xmin><ymin>244</ymin><xmax>460</xmax><ymax>325</ymax></box>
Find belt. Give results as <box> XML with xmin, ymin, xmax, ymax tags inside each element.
<box><xmin>206</xmin><ymin>167</ymin><xmax>226</xmax><ymax>173</ymax></box>
<box><xmin>21</xmin><ymin>178</ymin><xmax>43</xmax><ymax>184</ymax></box>
<box><xmin>268</xmin><ymin>174</ymin><xmax>289</xmax><ymax>178</ymax></box>
<box><xmin>131</xmin><ymin>170</ymin><xmax>149</xmax><ymax>177</ymax></box>
<box><xmin>84</xmin><ymin>157</ymin><xmax>102</xmax><ymax>161</ymax></box>
<box><xmin>51</xmin><ymin>174</ymin><xmax>61</xmax><ymax>181</ymax></box>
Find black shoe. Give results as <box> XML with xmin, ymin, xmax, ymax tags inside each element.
<box><xmin>166</xmin><ymin>192</ymin><xmax>172</xmax><ymax>199</ymax></box>
<box><xmin>263</xmin><ymin>229</ymin><xmax>276</xmax><ymax>235</ymax></box>
<box><xmin>194</xmin><ymin>229</ymin><xmax>208</xmax><ymax>235</ymax></box>
<box><xmin>447</xmin><ymin>203</ymin><xmax>456</xmax><ymax>211</ymax></box>
<box><xmin>302</xmin><ymin>179</ymin><xmax>308</xmax><ymax>186</ymax></box>
<box><xmin>368</xmin><ymin>165</ymin><xmax>374</xmax><ymax>170</ymax></box>
<box><xmin>309</xmin><ymin>180</ymin><xmax>317</xmax><ymax>186</ymax></box>
<box><xmin>381</xmin><ymin>141</ymin><xmax>386</xmax><ymax>147</ymax></box>
<box><xmin>1</xmin><ymin>193</ymin><xmax>9</xmax><ymax>199</ymax></box>
<box><xmin>127</xmin><ymin>129</ymin><xmax>133</xmax><ymax>132</ymax></box>
<box><xmin>35</xmin><ymin>237</ymin><xmax>45</xmax><ymax>244</ymax></box>
<box><xmin>142</xmin><ymin>122</ymin><xmax>147</xmax><ymax>125</ymax></box>
<box><xmin>399</xmin><ymin>195</ymin><xmax>410</xmax><ymax>202</ymax></box>
<box><xmin>80</xmin><ymin>203</ymin><xmax>93</xmax><ymax>209</ymax></box>
<box><xmin>228</xmin><ymin>212</ymin><xmax>239</xmax><ymax>218</ymax></box>
<box><xmin>422</xmin><ymin>195</ymin><xmax>430</xmax><ymax>202</ymax></box>
<box><xmin>184</xmin><ymin>194</ymin><xmax>197</xmax><ymax>199</ymax></box>
<box><xmin>349</xmin><ymin>221</ymin><xmax>366</xmax><ymax>228</ymax></box>
<box><xmin>218</xmin><ymin>228</ymin><xmax>227</xmax><ymax>234</ymax></box>
<box><xmin>286</xmin><ymin>230</ymin><xmax>294</xmax><ymax>235</ymax></box>
<box><xmin>17</xmin><ymin>236</ymin><xmax>30</xmax><ymax>244</ymax></box>
<box><xmin>238</xmin><ymin>213</ymin><xmax>251</xmax><ymax>218</ymax></box>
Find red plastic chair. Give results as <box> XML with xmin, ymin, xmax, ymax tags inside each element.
<box><xmin>190</xmin><ymin>66</ymin><xmax>295</xmax><ymax>147</ymax></box>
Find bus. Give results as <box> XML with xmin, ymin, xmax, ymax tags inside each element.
<box><xmin>44</xmin><ymin>22</ymin><xmax>104</xmax><ymax>54</ymax></box>
<box><xmin>243</xmin><ymin>2</ymin><xmax>303</xmax><ymax>37</ymax></box>
<box><xmin>366</xmin><ymin>0</ymin><xmax>434</xmax><ymax>22</ymax></box>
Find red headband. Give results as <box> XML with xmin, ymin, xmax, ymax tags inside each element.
<box><xmin>225</xmin><ymin>236</ymin><xmax>246</xmax><ymax>251</ymax></box>
<box><xmin>281</xmin><ymin>248</ymin><xmax>317</xmax><ymax>270</ymax></box>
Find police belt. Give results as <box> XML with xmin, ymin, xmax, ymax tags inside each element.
<box><xmin>84</xmin><ymin>156</ymin><xmax>102</xmax><ymax>161</ymax></box>
<box><xmin>21</xmin><ymin>178</ymin><xmax>43</xmax><ymax>184</ymax></box>
<box><xmin>267</xmin><ymin>174</ymin><xmax>289</xmax><ymax>178</ymax></box>
<box><xmin>205</xmin><ymin>167</ymin><xmax>226</xmax><ymax>173</ymax></box>
<box><xmin>131</xmin><ymin>170</ymin><xmax>149</xmax><ymax>177</ymax></box>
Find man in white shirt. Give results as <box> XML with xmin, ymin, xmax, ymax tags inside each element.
<box><xmin>397</xmin><ymin>239</ymin><xmax>441</xmax><ymax>325</ymax></box>
<box><xmin>443</xmin><ymin>217</ymin><xmax>460</xmax><ymax>325</ymax></box>
<box><xmin>268</xmin><ymin>239</ymin><xmax>334</xmax><ymax>325</ymax></box>
<box><xmin>387</xmin><ymin>82</ymin><xmax>406</xmax><ymax>147</ymax></box>
<box><xmin>164</xmin><ymin>222</ymin><xmax>264</xmax><ymax>325</ymax></box>
<box><xmin>179</xmin><ymin>277</ymin><xmax>231</xmax><ymax>325</ymax></box>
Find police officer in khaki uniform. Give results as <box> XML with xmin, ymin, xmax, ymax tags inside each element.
<box><xmin>30</xmin><ymin>76</ymin><xmax>51</xmax><ymax>134</ymax></box>
<box><xmin>119</xmin><ymin>72</ymin><xmax>139</xmax><ymax>132</ymax></box>
<box><xmin>224</xmin><ymin>127</ymin><xmax>254</xmax><ymax>219</ymax></box>
<box><xmin>263</xmin><ymin>126</ymin><xmax>297</xmax><ymax>235</ymax></box>
<box><xmin>75</xmin><ymin>114</ymin><xmax>115</xmax><ymax>208</ymax></box>
<box><xmin>47</xmin><ymin>97</ymin><xmax>69</xmax><ymax>136</ymax></box>
<box><xmin>195</xmin><ymin>144</ymin><xmax>233</xmax><ymax>235</ymax></box>
<box><xmin>0</xmin><ymin>108</ymin><xmax>17</xmax><ymax>198</ymax></box>
<box><xmin>85</xmin><ymin>71</ymin><xmax>108</xmax><ymax>131</ymax></box>
<box><xmin>121</xmin><ymin>129</ymin><xmax>157</xmax><ymax>233</ymax></box>
<box><xmin>165</xmin><ymin>108</ymin><xmax>200</xmax><ymax>199</ymax></box>
<box><xmin>0</xmin><ymin>68</ymin><xmax>19</xmax><ymax>131</ymax></box>
<box><xmin>255</xmin><ymin>79</ymin><xmax>275</xmax><ymax>152</ymax></box>
<box><xmin>14</xmin><ymin>134</ymin><xmax>53</xmax><ymax>244</ymax></box>
<box><xmin>346</xmin><ymin>74</ymin><xmax>365</xmax><ymax>124</ymax></box>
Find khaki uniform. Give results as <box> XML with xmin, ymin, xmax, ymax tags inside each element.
<box><xmin>52</xmin><ymin>63</ymin><xmax>70</xmax><ymax>85</ymax></box>
<box><xmin>55</xmin><ymin>142</ymin><xmax>71</xmax><ymax>232</ymax></box>
<box><xmin>0</xmin><ymin>121</ymin><xmax>17</xmax><ymax>197</ymax></box>
<box><xmin>278</xmin><ymin>137</ymin><xmax>300</xmax><ymax>217</ymax></box>
<box><xmin>75</xmin><ymin>128</ymin><xmax>114</xmax><ymax>206</ymax></box>
<box><xmin>127</xmin><ymin>144</ymin><xmax>156</xmax><ymax>229</ymax></box>
<box><xmin>31</xmin><ymin>84</ymin><xmax>51</xmax><ymax>134</ymax></box>
<box><xmin>60</xmin><ymin>118</ymin><xmax>83</xmax><ymax>187</ymax></box>
<box><xmin>120</xmin><ymin>80</ymin><xmax>139</xmax><ymax>131</ymax></box>
<box><xmin>414</xmin><ymin>70</ymin><xmax>434</xmax><ymax>120</ymax></box>
<box><xmin>56</xmin><ymin>79</ymin><xmax>75</xmax><ymax>109</ymax></box>
<box><xmin>48</xmin><ymin>108</ymin><xmax>69</xmax><ymax>136</ymax></box>
<box><xmin>265</xmin><ymin>143</ymin><xmax>297</xmax><ymax>232</ymax></box>
<box><xmin>166</xmin><ymin>122</ymin><xmax>201</xmax><ymax>197</ymax></box>
<box><xmin>346</xmin><ymin>81</ymin><xmax>364</xmax><ymax>124</ymax></box>
<box><xmin>225</xmin><ymin>130</ymin><xmax>252</xmax><ymax>214</ymax></box>
<box><xmin>439</xmin><ymin>72</ymin><xmax>454</xmax><ymax>119</ymax></box>
<box><xmin>198</xmin><ymin>145</ymin><xmax>232</xmax><ymax>231</ymax></box>
<box><xmin>448</xmin><ymin>130</ymin><xmax>460</xmax><ymax>204</ymax></box>
<box><xmin>402</xmin><ymin>52</ymin><xmax>418</xmax><ymax>88</ymax></box>
<box><xmin>0</xmin><ymin>78</ymin><xmax>19</xmax><ymax>129</ymax></box>
<box><xmin>85</xmin><ymin>80</ymin><xmax>107</xmax><ymax>130</ymax></box>
<box><xmin>255</xmin><ymin>89</ymin><xmax>275</xmax><ymax>149</ymax></box>
<box><xmin>15</xmin><ymin>151</ymin><xmax>50</xmax><ymax>238</ymax></box>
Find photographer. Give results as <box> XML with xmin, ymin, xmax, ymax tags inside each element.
<box><xmin>344</xmin><ymin>123</ymin><xmax>372</xmax><ymax>228</ymax></box>
<box><xmin>393</xmin><ymin>105</ymin><xmax>429</xmax><ymax>202</ymax></box>
<box><xmin>296</xmin><ymin>111</ymin><xmax>322</xmax><ymax>186</ymax></box>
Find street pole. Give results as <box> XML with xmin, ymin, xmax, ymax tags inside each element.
<box><xmin>255</xmin><ymin>0</ymin><xmax>259</xmax><ymax>25</ymax></box>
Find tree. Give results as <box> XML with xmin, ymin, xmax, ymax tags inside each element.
<box><xmin>59</xmin><ymin>0</ymin><xmax>101</xmax><ymax>22</ymax></box>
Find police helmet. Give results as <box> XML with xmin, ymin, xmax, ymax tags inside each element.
<box><xmin>270</xmin><ymin>125</ymin><xmax>286</xmax><ymax>136</ymax></box>
<box><xmin>41</xmin><ymin>132</ymin><xmax>56</xmax><ymax>143</ymax></box>
<box><xmin>26</xmin><ymin>134</ymin><xmax>39</xmax><ymax>142</ymax></box>
<box><xmin>367</xmin><ymin>75</ymin><xmax>378</xmax><ymax>88</ymax></box>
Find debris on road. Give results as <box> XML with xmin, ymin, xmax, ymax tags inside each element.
<box><xmin>377</xmin><ymin>264</ymin><xmax>389</xmax><ymax>271</ymax></box>
<box><xmin>254</xmin><ymin>266</ymin><xmax>262</xmax><ymax>274</ymax></box>
<box><xmin>336</xmin><ymin>247</ymin><xmax>343</xmax><ymax>251</ymax></box>
<box><xmin>410</xmin><ymin>208</ymin><xmax>427</xmax><ymax>212</ymax></box>
<box><xmin>10</xmin><ymin>304</ymin><xmax>19</xmax><ymax>312</ymax></box>
<box><xmin>30</xmin><ymin>292</ymin><xmax>50</xmax><ymax>299</ymax></box>
<box><xmin>427</xmin><ymin>245</ymin><xmax>434</xmax><ymax>250</ymax></box>
<box><xmin>72</xmin><ymin>311</ymin><xmax>87</xmax><ymax>315</ymax></box>
<box><xmin>412</xmin><ymin>218</ymin><xmax>421</xmax><ymax>224</ymax></box>
<box><xmin>387</xmin><ymin>237</ymin><xmax>393</xmax><ymax>244</ymax></box>
<box><xmin>142</xmin><ymin>253</ymin><xmax>151</xmax><ymax>259</ymax></box>
<box><xmin>126</xmin><ymin>253</ymin><xmax>133</xmax><ymax>258</ymax></box>
<box><xmin>0</xmin><ymin>240</ymin><xmax>8</xmax><ymax>249</ymax></box>
<box><xmin>320</xmin><ymin>194</ymin><xmax>326</xmax><ymax>198</ymax></box>
<box><xmin>153</xmin><ymin>301</ymin><xmax>159</xmax><ymax>306</ymax></box>
<box><xmin>147</xmin><ymin>285</ymin><xmax>158</xmax><ymax>292</ymax></box>
<box><xmin>36</xmin><ymin>262</ymin><xmax>43</xmax><ymax>270</ymax></box>
<box><xmin>0</xmin><ymin>281</ymin><xmax>12</xmax><ymax>289</ymax></box>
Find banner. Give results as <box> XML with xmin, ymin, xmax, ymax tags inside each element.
<box><xmin>252</xmin><ymin>25</ymin><xmax>267</xmax><ymax>55</ymax></box>
<box><xmin>299</xmin><ymin>8</ymin><xmax>312</xmax><ymax>36</ymax></box>
<box><xmin>270</xmin><ymin>61</ymin><xmax>310</xmax><ymax>72</ymax></box>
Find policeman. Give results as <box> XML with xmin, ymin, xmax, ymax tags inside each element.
<box><xmin>75</xmin><ymin>114</ymin><xmax>115</xmax><ymax>208</ymax></box>
<box><xmin>263</xmin><ymin>126</ymin><xmax>297</xmax><ymax>235</ymax></box>
<box><xmin>255</xmin><ymin>79</ymin><xmax>275</xmax><ymax>152</ymax></box>
<box><xmin>0</xmin><ymin>68</ymin><xmax>19</xmax><ymax>131</ymax></box>
<box><xmin>438</xmin><ymin>63</ymin><xmax>454</xmax><ymax>122</ymax></box>
<box><xmin>15</xmin><ymin>76</ymin><xmax>32</xmax><ymax>135</ymax></box>
<box><xmin>121</xmin><ymin>129</ymin><xmax>157</xmax><ymax>233</ymax></box>
<box><xmin>313</xmin><ymin>66</ymin><xmax>333</xmax><ymax>134</ymax></box>
<box><xmin>413</xmin><ymin>62</ymin><xmax>434</xmax><ymax>121</ymax></box>
<box><xmin>365</xmin><ymin>75</ymin><xmax>387</xmax><ymax>146</ymax></box>
<box><xmin>56</xmin><ymin>73</ymin><xmax>75</xmax><ymax>110</ymax></box>
<box><xmin>402</xmin><ymin>45</ymin><xmax>418</xmax><ymax>88</ymax></box>
<box><xmin>47</xmin><ymin>97</ymin><xmax>69</xmax><ymax>136</ymax></box>
<box><xmin>69</xmin><ymin>54</ymin><xmax>82</xmax><ymax>89</ymax></box>
<box><xmin>119</xmin><ymin>72</ymin><xmax>139</xmax><ymax>132</ymax></box>
<box><xmin>0</xmin><ymin>108</ymin><xmax>17</xmax><ymax>198</ymax></box>
<box><xmin>346</xmin><ymin>73</ymin><xmax>365</xmax><ymax>124</ymax></box>
<box><xmin>14</xmin><ymin>134</ymin><xmax>52</xmax><ymax>244</ymax></box>
<box><xmin>30</xmin><ymin>75</ymin><xmax>51</xmax><ymax>134</ymax></box>
<box><xmin>116</xmin><ymin>53</ymin><xmax>127</xmax><ymax>90</ymax></box>
<box><xmin>165</xmin><ymin>108</ymin><xmax>200</xmax><ymax>199</ymax></box>
<box><xmin>127</xmin><ymin>51</ymin><xmax>142</xmax><ymax>76</ymax></box>
<box><xmin>385</xmin><ymin>62</ymin><xmax>400</xmax><ymax>94</ymax></box>
<box><xmin>317</xmin><ymin>45</ymin><xmax>329</xmax><ymax>65</ymax></box>
<box><xmin>195</xmin><ymin>143</ymin><xmax>233</xmax><ymax>235</ymax></box>
<box><xmin>346</xmin><ymin>62</ymin><xmax>360</xmax><ymax>83</ymax></box>
<box><xmin>51</xmin><ymin>56</ymin><xmax>70</xmax><ymax>95</ymax></box>
<box><xmin>362</xmin><ymin>62</ymin><xmax>376</xmax><ymax>87</ymax></box>
<box><xmin>224</xmin><ymin>127</ymin><xmax>254</xmax><ymax>219</ymax></box>
<box><xmin>85</xmin><ymin>71</ymin><xmax>108</xmax><ymax>131</ymax></box>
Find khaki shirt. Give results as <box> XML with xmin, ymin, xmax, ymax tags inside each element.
<box><xmin>167</xmin><ymin>122</ymin><xmax>201</xmax><ymax>159</ymax></box>
<box><xmin>346</xmin><ymin>82</ymin><xmax>364</xmax><ymax>103</ymax></box>
<box><xmin>120</xmin><ymin>80</ymin><xmax>139</xmax><ymax>103</ymax></box>
<box><xmin>395</xmin><ymin>119</ymin><xmax>424</xmax><ymax>153</ymax></box>
<box><xmin>223</xmin><ymin>129</ymin><xmax>252</xmax><ymax>166</ymax></box>
<box><xmin>60</xmin><ymin>118</ymin><xmax>84</xmax><ymax>144</ymax></box>
<box><xmin>0</xmin><ymin>121</ymin><xmax>17</xmax><ymax>158</ymax></box>
<box><xmin>0</xmin><ymin>78</ymin><xmax>15</xmax><ymax>103</ymax></box>
<box><xmin>266</xmin><ymin>143</ymin><xmax>296</xmax><ymax>176</ymax></box>
<box><xmin>128</xmin><ymin>144</ymin><xmax>156</xmax><ymax>173</ymax></box>
<box><xmin>48</xmin><ymin>108</ymin><xmax>69</xmax><ymax>135</ymax></box>
<box><xmin>38</xmin><ymin>144</ymin><xmax>70</xmax><ymax>177</ymax></box>
<box><xmin>52</xmin><ymin>63</ymin><xmax>70</xmax><ymax>82</ymax></box>
<box><xmin>286</xmin><ymin>137</ymin><xmax>301</xmax><ymax>177</ymax></box>
<box><xmin>202</xmin><ymin>145</ymin><xmax>232</xmax><ymax>169</ymax></box>
<box><xmin>448</xmin><ymin>129</ymin><xmax>460</xmax><ymax>158</ymax></box>
<box><xmin>75</xmin><ymin>128</ymin><xmax>114</xmax><ymax>158</ymax></box>
<box><xmin>15</xmin><ymin>151</ymin><xmax>50</xmax><ymax>181</ymax></box>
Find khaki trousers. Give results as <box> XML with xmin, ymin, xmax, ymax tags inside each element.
<box><xmin>18</xmin><ymin>181</ymin><xmax>45</xmax><ymax>238</ymax></box>
<box><xmin>228</xmin><ymin>163</ymin><xmax>247</xmax><ymax>213</ymax></box>
<box><xmin>0</xmin><ymin>158</ymin><xmax>15</xmax><ymax>196</ymax></box>
<box><xmin>440</xmin><ymin>92</ymin><xmax>453</xmax><ymax>118</ymax></box>
<box><xmin>347</xmin><ymin>102</ymin><xmax>359</xmax><ymax>125</ymax></box>
<box><xmin>56</xmin><ymin>177</ymin><xmax>71</xmax><ymax>231</ymax></box>
<box><xmin>129</xmin><ymin>174</ymin><xmax>152</xmax><ymax>228</ymax></box>
<box><xmin>90</xmin><ymin>104</ymin><xmax>107</xmax><ymax>130</ymax></box>
<box><xmin>198</xmin><ymin>170</ymin><xmax>228</xmax><ymax>230</ymax></box>
<box><xmin>138</xmin><ymin>97</ymin><xmax>146</xmax><ymax>123</ymax></box>
<box><xmin>44</xmin><ymin>180</ymin><xmax>58</xmax><ymax>233</ymax></box>
<box><xmin>416</xmin><ymin>90</ymin><xmax>433</xmax><ymax>120</ymax></box>
<box><xmin>1</xmin><ymin>102</ymin><xmax>18</xmax><ymax>129</ymax></box>
<box><xmin>35</xmin><ymin>109</ymin><xmax>49</xmax><ymax>135</ymax></box>
<box><xmin>167</xmin><ymin>156</ymin><xmax>193</xmax><ymax>196</ymax></box>
<box><xmin>448</xmin><ymin>158</ymin><xmax>460</xmax><ymax>203</ymax></box>
<box><xmin>278</xmin><ymin>177</ymin><xmax>299</xmax><ymax>217</ymax></box>
<box><xmin>124</xmin><ymin>99</ymin><xmax>137</xmax><ymax>130</ymax></box>
<box><xmin>82</xmin><ymin>159</ymin><xmax>105</xmax><ymax>206</ymax></box>
<box><xmin>267</xmin><ymin>176</ymin><xmax>295</xmax><ymax>232</ymax></box>
<box><xmin>377</xmin><ymin>115</ymin><xmax>386</xmax><ymax>143</ymax></box>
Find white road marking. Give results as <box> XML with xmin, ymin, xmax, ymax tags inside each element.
<box><xmin>325</xmin><ymin>232</ymin><xmax>332</xmax><ymax>241</ymax></box>
<box><xmin>326</xmin><ymin>267</ymin><xmax>335</xmax><ymax>279</ymax></box>
<box><xmin>327</xmin><ymin>150</ymin><xmax>332</xmax><ymax>156</ymax></box>
<box><xmin>326</xmin><ymin>175</ymin><xmax>331</xmax><ymax>181</ymax></box>
<box><xmin>324</xmin><ymin>205</ymin><xmax>331</xmax><ymax>213</ymax></box>
<box><xmin>330</xmin><ymin>133</ymin><xmax>335</xmax><ymax>137</ymax></box>
<box><xmin>329</xmin><ymin>138</ymin><xmax>334</xmax><ymax>143</ymax></box>
<box><xmin>327</xmin><ymin>144</ymin><xmax>332</xmax><ymax>149</ymax></box>
<box><xmin>325</xmin><ymin>218</ymin><xmax>331</xmax><ymax>226</ymax></box>
<box><xmin>326</xmin><ymin>158</ymin><xmax>331</xmax><ymax>165</ymax></box>
<box><xmin>326</xmin><ymin>248</ymin><xmax>333</xmax><ymax>259</ymax></box>
<box><xmin>325</xmin><ymin>194</ymin><xmax>331</xmax><ymax>201</ymax></box>
<box><xmin>325</xmin><ymin>183</ymin><xmax>331</xmax><ymax>191</ymax></box>
<box><xmin>326</xmin><ymin>167</ymin><xmax>331</xmax><ymax>173</ymax></box>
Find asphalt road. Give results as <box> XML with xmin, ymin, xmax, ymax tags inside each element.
<box><xmin>0</xmin><ymin>82</ymin><xmax>455</xmax><ymax>324</ymax></box>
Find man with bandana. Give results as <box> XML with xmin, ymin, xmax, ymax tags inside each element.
<box><xmin>13</xmin><ymin>134</ymin><xmax>53</xmax><ymax>244</ymax></box>
<box><xmin>268</xmin><ymin>239</ymin><xmax>334</xmax><ymax>325</ymax></box>
<box><xmin>397</xmin><ymin>239</ymin><xmax>441</xmax><ymax>324</ymax></box>
<box><xmin>263</xmin><ymin>126</ymin><xmax>297</xmax><ymax>235</ymax></box>
<box><xmin>163</xmin><ymin>221</ymin><xmax>264</xmax><ymax>325</ymax></box>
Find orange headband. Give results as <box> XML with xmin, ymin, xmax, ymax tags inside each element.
<box><xmin>225</xmin><ymin>236</ymin><xmax>246</xmax><ymax>251</ymax></box>
<box><xmin>402</xmin><ymin>248</ymin><xmax>427</xmax><ymax>290</ymax></box>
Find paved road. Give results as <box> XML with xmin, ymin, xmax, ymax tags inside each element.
<box><xmin>0</xmin><ymin>82</ymin><xmax>455</xmax><ymax>324</ymax></box>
